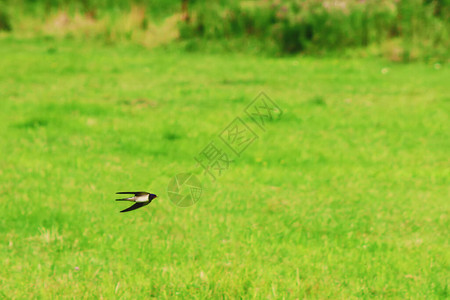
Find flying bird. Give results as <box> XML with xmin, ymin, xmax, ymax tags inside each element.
<box><xmin>116</xmin><ymin>192</ymin><xmax>157</xmax><ymax>213</ymax></box>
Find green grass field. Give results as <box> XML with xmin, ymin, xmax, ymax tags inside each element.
<box><xmin>0</xmin><ymin>37</ymin><xmax>448</xmax><ymax>299</ymax></box>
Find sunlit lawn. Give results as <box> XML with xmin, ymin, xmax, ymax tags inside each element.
<box><xmin>0</xmin><ymin>37</ymin><xmax>448</xmax><ymax>298</ymax></box>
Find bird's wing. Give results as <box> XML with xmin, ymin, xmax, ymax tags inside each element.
<box><xmin>116</xmin><ymin>192</ymin><xmax>149</xmax><ymax>196</ymax></box>
<box><xmin>120</xmin><ymin>202</ymin><xmax>149</xmax><ymax>213</ymax></box>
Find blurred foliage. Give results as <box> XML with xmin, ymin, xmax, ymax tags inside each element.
<box><xmin>1</xmin><ymin>0</ymin><xmax>449</xmax><ymax>61</ymax></box>
<box><xmin>0</xmin><ymin>2</ymin><xmax>12</xmax><ymax>31</ymax></box>
<box><xmin>180</xmin><ymin>0</ymin><xmax>449</xmax><ymax>61</ymax></box>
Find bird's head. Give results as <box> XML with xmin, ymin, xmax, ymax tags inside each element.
<box><xmin>149</xmin><ymin>194</ymin><xmax>158</xmax><ymax>200</ymax></box>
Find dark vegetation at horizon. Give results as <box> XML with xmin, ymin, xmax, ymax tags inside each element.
<box><xmin>0</xmin><ymin>0</ymin><xmax>448</xmax><ymax>61</ymax></box>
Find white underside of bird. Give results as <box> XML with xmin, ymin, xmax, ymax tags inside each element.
<box><xmin>118</xmin><ymin>194</ymin><xmax>149</xmax><ymax>202</ymax></box>
<box><xmin>135</xmin><ymin>195</ymin><xmax>149</xmax><ymax>202</ymax></box>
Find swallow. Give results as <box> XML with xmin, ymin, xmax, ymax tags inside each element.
<box><xmin>116</xmin><ymin>192</ymin><xmax>157</xmax><ymax>213</ymax></box>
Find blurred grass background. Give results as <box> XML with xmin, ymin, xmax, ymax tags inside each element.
<box><xmin>0</xmin><ymin>0</ymin><xmax>449</xmax><ymax>299</ymax></box>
